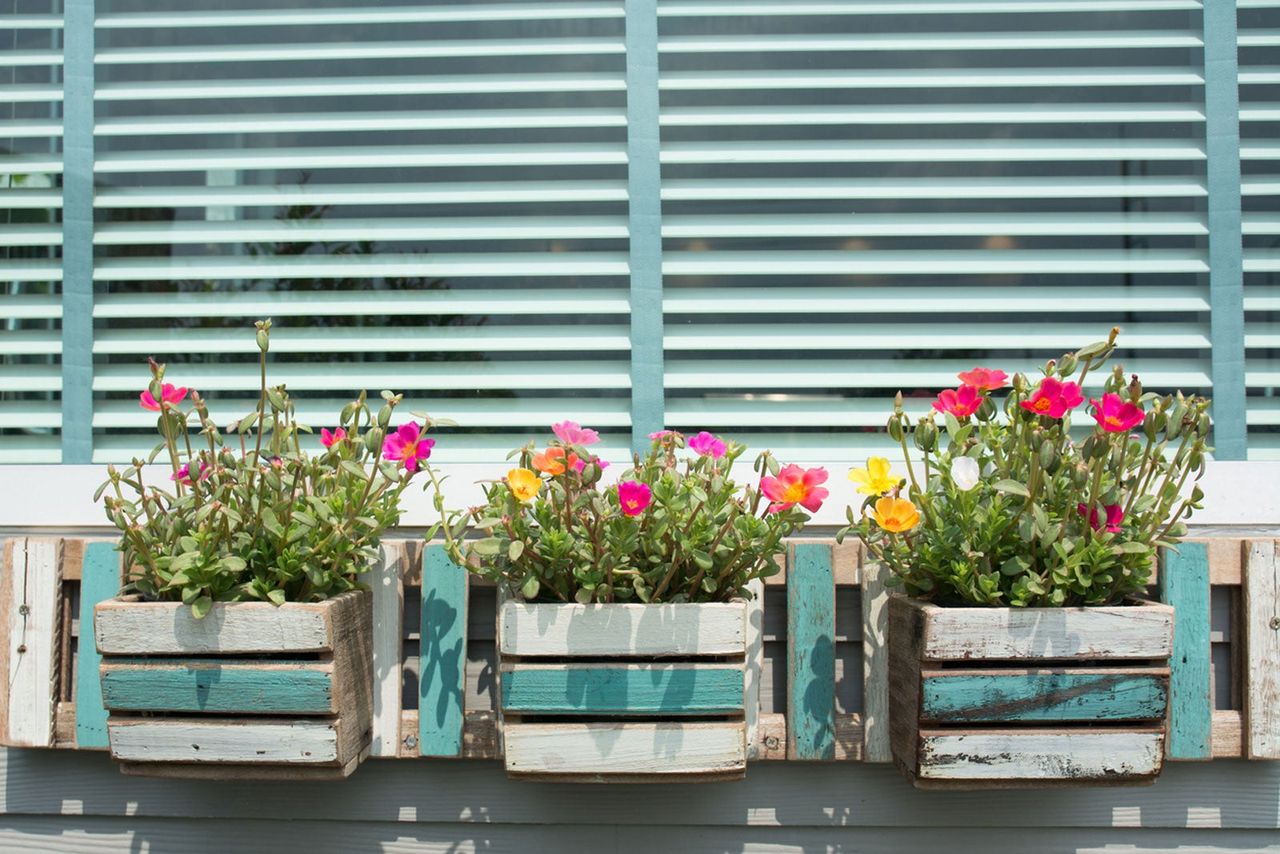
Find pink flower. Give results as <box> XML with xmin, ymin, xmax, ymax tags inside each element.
<box><xmin>139</xmin><ymin>383</ymin><xmax>188</xmax><ymax>411</ymax></box>
<box><xmin>932</xmin><ymin>385</ymin><xmax>981</xmax><ymax>418</ymax></box>
<box><xmin>320</xmin><ymin>427</ymin><xmax>347</xmax><ymax>448</ymax></box>
<box><xmin>957</xmin><ymin>367</ymin><xmax>1009</xmax><ymax>392</ymax></box>
<box><xmin>552</xmin><ymin>420</ymin><xmax>600</xmax><ymax>446</ymax></box>
<box><xmin>570</xmin><ymin>456</ymin><xmax>610</xmax><ymax>474</ymax></box>
<box><xmin>648</xmin><ymin>430</ymin><xmax>674</xmax><ymax>440</ymax></box>
<box><xmin>1078</xmin><ymin>502</ymin><xmax>1125</xmax><ymax>533</ymax></box>
<box><xmin>687</xmin><ymin>431</ymin><xmax>727</xmax><ymax>458</ymax></box>
<box><xmin>760</xmin><ymin>465</ymin><xmax>829</xmax><ymax>514</ymax></box>
<box><xmin>382</xmin><ymin>423</ymin><xmax>435</xmax><ymax>473</ymax></box>
<box><xmin>1020</xmin><ymin>377</ymin><xmax>1084</xmax><ymax>419</ymax></box>
<box><xmin>1090</xmin><ymin>393</ymin><xmax>1144</xmax><ymax>433</ymax></box>
<box><xmin>171</xmin><ymin>461</ymin><xmax>211</xmax><ymax>485</ymax></box>
<box><xmin>618</xmin><ymin>481</ymin><xmax>652</xmax><ymax>516</ymax></box>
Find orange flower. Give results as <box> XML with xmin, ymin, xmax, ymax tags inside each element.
<box><xmin>532</xmin><ymin>446</ymin><xmax>580</xmax><ymax>476</ymax></box>
<box><xmin>870</xmin><ymin>496</ymin><xmax>920</xmax><ymax>533</ymax></box>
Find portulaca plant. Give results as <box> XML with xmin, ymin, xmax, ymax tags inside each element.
<box><xmin>839</xmin><ymin>329</ymin><xmax>1212</xmax><ymax>607</ymax></box>
<box><xmin>432</xmin><ymin>425</ymin><xmax>828</xmax><ymax>603</ymax></box>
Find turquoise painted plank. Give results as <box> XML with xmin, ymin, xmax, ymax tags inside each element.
<box><xmin>787</xmin><ymin>543</ymin><xmax>835</xmax><ymax>760</ymax></box>
<box><xmin>1159</xmin><ymin>542</ymin><xmax>1212</xmax><ymax>759</ymax></box>
<box><xmin>920</xmin><ymin>672</ymin><xmax>1169</xmax><ymax>723</ymax></box>
<box><xmin>100</xmin><ymin>662</ymin><xmax>334</xmax><ymax>714</ymax></box>
<box><xmin>75</xmin><ymin>542</ymin><xmax>119</xmax><ymax>748</ymax></box>
<box><xmin>419</xmin><ymin>545</ymin><xmax>468</xmax><ymax>757</ymax></box>
<box><xmin>501</xmin><ymin>666</ymin><xmax>744</xmax><ymax>715</ymax></box>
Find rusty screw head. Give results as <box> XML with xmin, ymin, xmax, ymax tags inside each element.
<box><xmin>764</xmin><ymin>735</ymin><xmax>780</xmax><ymax>751</ymax></box>
<box><xmin>1270</xmin><ymin>617</ymin><xmax>1280</xmax><ymax>631</ymax></box>
<box><xmin>404</xmin><ymin>734</ymin><xmax>418</xmax><ymax>750</ymax></box>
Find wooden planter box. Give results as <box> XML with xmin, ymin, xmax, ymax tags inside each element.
<box><xmin>94</xmin><ymin>590</ymin><xmax>373</xmax><ymax>780</ymax></box>
<box><xmin>496</xmin><ymin>599</ymin><xmax>751</xmax><ymax>782</ymax></box>
<box><xmin>888</xmin><ymin>595</ymin><xmax>1175</xmax><ymax>789</ymax></box>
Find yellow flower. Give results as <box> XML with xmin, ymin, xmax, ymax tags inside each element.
<box><xmin>870</xmin><ymin>496</ymin><xmax>919</xmax><ymax>533</ymax></box>
<box><xmin>506</xmin><ymin>468</ymin><xmax>542</xmax><ymax>503</ymax></box>
<box><xmin>848</xmin><ymin>456</ymin><xmax>899</xmax><ymax>496</ymax></box>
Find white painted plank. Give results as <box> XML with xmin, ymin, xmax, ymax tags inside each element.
<box><xmin>861</xmin><ymin>558</ymin><xmax>891</xmax><ymax>762</ymax></box>
<box><xmin>921</xmin><ymin>600</ymin><xmax>1174</xmax><ymax>661</ymax></box>
<box><xmin>744</xmin><ymin>579</ymin><xmax>763</xmax><ymax>760</ymax></box>
<box><xmin>1244</xmin><ymin>540</ymin><xmax>1280</xmax><ymax>759</ymax></box>
<box><xmin>2</xmin><ymin>538</ymin><xmax>61</xmax><ymax>747</ymax></box>
<box><xmin>918</xmin><ymin>730</ymin><xmax>1164</xmax><ymax>782</ymax></box>
<box><xmin>94</xmin><ymin>594</ymin><xmax>355</xmax><ymax>654</ymax></box>
<box><xmin>503</xmin><ymin>722</ymin><xmax>746</xmax><ymax>777</ymax></box>
<box><xmin>498</xmin><ymin>601</ymin><xmax>747</xmax><ymax>657</ymax></box>
<box><xmin>370</xmin><ymin>543</ymin><xmax>405</xmax><ymax>757</ymax></box>
<box><xmin>107</xmin><ymin>719</ymin><xmax>340</xmax><ymax>765</ymax></box>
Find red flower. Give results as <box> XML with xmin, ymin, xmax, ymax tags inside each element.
<box><xmin>932</xmin><ymin>385</ymin><xmax>981</xmax><ymax>418</ymax></box>
<box><xmin>320</xmin><ymin>427</ymin><xmax>347</xmax><ymax>448</ymax></box>
<box><xmin>1078</xmin><ymin>502</ymin><xmax>1124</xmax><ymax>533</ymax></box>
<box><xmin>760</xmin><ymin>465</ymin><xmax>829</xmax><ymax>514</ymax></box>
<box><xmin>1090</xmin><ymin>393</ymin><xmax>1144</xmax><ymax>433</ymax></box>
<box><xmin>1020</xmin><ymin>377</ymin><xmax>1083</xmax><ymax>419</ymax></box>
<box><xmin>139</xmin><ymin>383</ymin><xmax>188</xmax><ymax>411</ymax></box>
<box><xmin>957</xmin><ymin>367</ymin><xmax>1009</xmax><ymax>392</ymax></box>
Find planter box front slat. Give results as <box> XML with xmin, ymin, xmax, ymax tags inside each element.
<box><xmin>500</xmin><ymin>663</ymin><xmax>745</xmax><ymax>716</ymax></box>
<box><xmin>919</xmin><ymin>668</ymin><xmax>1170</xmax><ymax>724</ymax></box>
<box><xmin>100</xmin><ymin>660</ymin><xmax>337</xmax><ymax>715</ymax></box>
<box><xmin>107</xmin><ymin>717</ymin><xmax>342</xmax><ymax>765</ymax></box>
<box><xmin>915</xmin><ymin>728</ymin><xmax>1166</xmax><ymax>786</ymax></box>
<box><xmin>499</xmin><ymin>602</ymin><xmax>746</xmax><ymax>658</ymax></box>
<box><xmin>503</xmin><ymin>721</ymin><xmax>747</xmax><ymax>781</ymax></box>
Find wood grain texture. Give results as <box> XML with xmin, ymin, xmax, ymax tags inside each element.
<box><xmin>744</xmin><ymin>577</ymin><xmax>763</xmax><ymax>759</ymax></box>
<box><xmin>503</xmin><ymin>721</ymin><xmax>746</xmax><ymax>781</ymax></box>
<box><xmin>94</xmin><ymin>592</ymin><xmax>364</xmax><ymax>655</ymax></box>
<box><xmin>419</xmin><ymin>545</ymin><xmax>467</xmax><ymax>758</ymax></box>
<box><xmin>1244</xmin><ymin>539</ymin><xmax>1280</xmax><ymax>759</ymax></box>
<box><xmin>917</xmin><ymin>598</ymin><xmax>1174</xmax><ymax>661</ymax></box>
<box><xmin>74</xmin><ymin>542</ymin><xmax>119</xmax><ymax>749</ymax></box>
<box><xmin>498</xmin><ymin>600</ymin><xmax>747</xmax><ymax>657</ymax></box>
<box><xmin>100</xmin><ymin>661</ymin><xmax>336</xmax><ymax>715</ymax></box>
<box><xmin>915</xmin><ymin>729</ymin><xmax>1165</xmax><ymax>787</ymax></box>
<box><xmin>787</xmin><ymin>543</ymin><xmax>835</xmax><ymax>761</ymax></box>
<box><xmin>116</xmin><ymin>750</ymin><xmax>363</xmax><ymax>782</ymax></box>
<box><xmin>370</xmin><ymin>541</ymin><xmax>406</xmax><ymax>757</ymax></box>
<box><xmin>107</xmin><ymin>718</ymin><xmax>341</xmax><ymax>765</ymax></box>
<box><xmin>398</xmin><ymin>710</ymin><xmax>498</xmax><ymax>760</ymax></box>
<box><xmin>1212</xmin><ymin>709</ymin><xmax>1244</xmax><ymax>758</ymax></box>
<box><xmin>500</xmin><ymin>663</ymin><xmax>744</xmax><ymax>715</ymax></box>
<box><xmin>919</xmin><ymin>669</ymin><xmax>1169</xmax><ymax>723</ymax></box>
<box><xmin>1</xmin><ymin>538</ymin><xmax>61</xmax><ymax>747</ymax></box>
<box><xmin>1160</xmin><ymin>541</ymin><xmax>1213</xmax><ymax>759</ymax></box>
<box><xmin>861</xmin><ymin>557</ymin><xmax>891</xmax><ymax>762</ymax></box>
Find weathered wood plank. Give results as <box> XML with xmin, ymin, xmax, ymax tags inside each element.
<box><xmin>1</xmin><ymin>538</ymin><xmax>61</xmax><ymax>747</ymax></box>
<box><xmin>498</xmin><ymin>601</ymin><xmax>746</xmax><ymax>658</ymax></box>
<box><xmin>419</xmin><ymin>545</ymin><xmax>467</xmax><ymax>758</ymax></box>
<box><xmin>787</xmin><ymin>543</ymin><xmax>835</xmax><ymax>761</ymax></box>
<box><xmin>100</xmin><ymin>661</ymin><xmax>336</xmax><ymax>715</ymax></box>
<box><xmin>94</xmin><ymin>593</ymin><xmax>363</xmax><ymax>655</ymax></box>
<box><xmin>74</xmin><ymin>542</ymin><xmax>119</xmax><ymax>750</ymax></box>
<box><xmin>918</xmin><ymin>599</ymin><xmax>1174</xmax><ymax>661</ymax></box>
<box><xmin>861</xmin><ymin>556</ymin><xmax>891</xmax><ymax>762</ymax></box>
<box><xmin>1244</xmin><ymin>539</ymin><xmax>1280</xmax><ymax>759</ymax></box>
<box><xmin>107</xmin><ymin>718</ymin><xmax>341</xmax><ymax>765</ymax></box>
<box><xmin>1212</xmin><ymin>709</ymin><xmax>1244</xmax><ymax>758</ymax></box>
<box><xmin>1159</xmin><ymin>541</ymin><xmax>1213</xmax><ymax>759</ymax></box>
<box><xmin>500</xmin><ymin>663</ymin><xmax>743</xmax><ymax>715</ymax></box>
<box><xmin>117</xmin><ymin>751</ymin><xmax>363</xmax><ymax>781</ymax></box>
<box><xmin>755</xmin><ymin>712</ymin><xmax>786</xmax><ymax>760</ymax></box>
<box><xmin>919</xmin><ymin>669</ymin><xmax>1169</xmax><ymax>723</ymax></box>
<box><xmin>916</xmin><ymin>729</ymin><xmax>1165</xmax><ymax>786</ymax></box>
<box><xmin>503</xmin><ymin>721</ymin><xmax>746</xmax><ymax>780</ymax></box>
<box><xmin>370</xmin><ymin>541</ymin><xmax>406</xmax><ymax>757</ymax></box>
<box><xmin>398</xmin><ymin>709</ymin><xmax>499</xmax><ymax>760</ymax></box>
<box><xmin>744</xmin><ymin>577</ymin><xmax>763</xmax><ymax>759</ymax></box>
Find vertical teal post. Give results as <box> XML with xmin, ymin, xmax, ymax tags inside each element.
<box><xmin>61</xmin><ymin>0</ymin><xmax>95</xmax><ymax>463</ymax></box>
<box><xmin>787</xmin><ymin>544</ymin><xmax>836</xmax><ymax>760</ymax></box>
<box><xmin>418</xmin><ymin>545</ymin><xmax>468</xmax><ymax>757</ymax></box>
<box><xmin>1203</xmin><ymin>2</ymin><xmax>1246</xmax><ymax>459</ymax></box>
<box><xmin>75</xmin><ymin>542</ymin><xmax>119</xmax><ymax>748</ymax></box>
<box><xmin>1159</xmin><ymin>543</ymin><xmax>1212</xmax><ymax>760</ymax></box>
<box><xmin>625</xmin><ymin>0</ymin><xmax>664</xmax><ymax>452</ymax></box>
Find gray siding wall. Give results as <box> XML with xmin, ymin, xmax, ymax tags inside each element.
<box><xmin>1</xmin><ymin>748</ymin><xmax>1277</xmax><ymax>853</ymax></box>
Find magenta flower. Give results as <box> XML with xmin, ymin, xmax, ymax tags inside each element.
<box><xmin>688</xmin><ymin>431</ymin><xmax>727</xmax><ymax>458</ymax></box>
<box><xmin>648</xmin><ymin>430</ymin><xmax>674</xmax><ymax>440</ymax></box>
<box><xmin>1090</xmin><ymin>393</ymin><xmax>1144</xmax><ymax>433</ymax></box>
<box><xmin>1078</xmin><ymin>502</ymin><xmax>1124</xmax><ymax>533</ymax></box>
<box><xmin>1020</xmin><ymin>377</ymin><xmax>1084</xmax><ymax>419</ymax></box>
<box><xmin>552</xmin><ymin>420</ymin><xmax>600</xmax><ymax>446</ymax></box>
<box><xmin>571</xmin><ymin>455</ymin><xmax>610</xmax><ymax>474</ymax></box>
<box><xmin>618</xmin><ymin>481</ymin><xmax>652</xmax><ymax>517</ymax></box>
<box><xmin>320</xmin><ymin>427</ymin><xmax>347</xmax><ymax>448</ymax></box>
<box><xmin>171</xmin><ymin>461</ymin><xmax>211</xmax><ymax>485</ymax></box>
<box><xmin>382</xmin><ymin>423</ymin><xmax>435</xmax><ymax>473</ymax></box>
<box><xmin>957</xmin><ymin>367</ymin><xmax>1009</xmax><ymax>392</ymax></box>
<box><xmin>139</xmin><ymin>383</ymin><xmax>188</xmax><ymax>411</ymax></box>
<box><xmin>760</xmin><ymin>465</ymin><xmax>829</xmax><ymax>514</ymax></box>
<box><xmin>932</xmin><ymin>385</ymin><xmax>981</xmax><ymax>418</ymax></box>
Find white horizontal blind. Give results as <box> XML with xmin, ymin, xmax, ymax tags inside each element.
<box><xmin>656</xmin><ymin>0</ymin><xmax>1213</xmax><ymax>461</ymax></box>
<box><xmin>0</xmin><ymin>4</ymin><xmax>62</xmax><ymax>463</ymax></box>
<box><xmin>90</xmin><ymin>0</ymin><xmax>631</xmax><ymax>463</ymax></box>
<box><xmin>1241</xmin><ymin>0</ymin><xmax>1280</xmax><ymax>460</ymax></box>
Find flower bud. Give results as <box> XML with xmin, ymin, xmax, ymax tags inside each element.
<box><xmin>916</xmin><ymin>419</ymin><xmax>938</xmax><ymax>452</ymax></box>
<box><xmin>377</xmin><ymin>403</ymin><xmax>393</xmax><ymax>428</ymax></box>
<box><xmin>976</xmin><ymin>396</ymin><xmax>997</xmax><ymax>422</ymax></box>
<box><xmin>887</xmin><ymin>415</ymin><xmax>903</xmax><ymax>442</ymax></box>
<box><xmin>1039</xmin><ymin>439</ymin><xmax>1058</xmax><ymax>472</ymax></box>
<box><xmin>1056</xmin><ymin>352</ymin><xmax>1078</xmax><ymax>377</ymax></box>
<box><xmin>365</xmin><ymin>427</ymin><xmax>385</xmax><ymax>455</ymax></box>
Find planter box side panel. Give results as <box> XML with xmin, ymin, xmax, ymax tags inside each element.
<box><xmin>500</xmin><ymin>663</ymin><xmax>745</xmax><ymax>716</ymax></box>
<box><xmin>503</xmin><ymin>721</ymin><xmax>747</xmax><ymax>782</ymax></box>
<box><xmin>498</xmin><ymin>601</ymin><xmax>747</xmax><ymax>658</ymax></box>
<box><xmin>915</xmin><ymin>728</ymin><xmax>1165</xmax><ymax>787</ymax></box>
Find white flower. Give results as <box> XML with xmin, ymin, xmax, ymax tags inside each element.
<box><xmin>950</xmin><ymin>456</ymin><xmax>980</xmax><ymax>492</ymax></box>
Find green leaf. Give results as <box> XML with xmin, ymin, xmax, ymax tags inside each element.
<box><xmin>521</xmin><ymin>576</ymin><xmax>541</xmax><ymax>600</ymax></box>
<box><xmin>508</xmin><ymin>540</ymin><xmax>525</xmax><ymax>561</ymax></box>
<box><xmin>472</xmin><ymin>538</ymin><xmax>502</xmax><ymax>556</ymax></box>
<box><xmin>191</xmin><ymin>595</ymin><xmax>213</xmax><ymax>619</ymax></box>
<box><xmin>266</xmin><ymin>589</ymin><xmax>286</xmax><ymax>606</ymax></box>
<box><xmin>993</xmin><ymin>479</ymin><xmax>1029</xmax><ymax>497</ymax></box>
